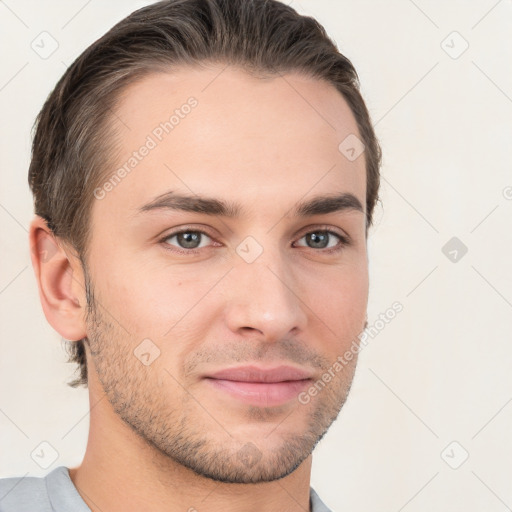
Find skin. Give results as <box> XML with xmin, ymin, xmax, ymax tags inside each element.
<box><xmin>29</xmin><ymin>64</ymin><xmax>368</xmax><ymax>512</ymax></box>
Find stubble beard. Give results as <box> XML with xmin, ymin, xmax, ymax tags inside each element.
<box><xmin>82</xmin><ymin>269</ymin><xmax>358</xmax><ymax>483</ymax></box>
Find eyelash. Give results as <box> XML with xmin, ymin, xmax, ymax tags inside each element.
<box><xmin>158</xmin><ymin>226</ymin><xmax>350</xmax><ymax>256</ymax></box>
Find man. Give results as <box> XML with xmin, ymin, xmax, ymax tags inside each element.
<box><xmin>0</xmin><ymin>0</ymin><xmax>381</xmax><ymax>510</ymax></box>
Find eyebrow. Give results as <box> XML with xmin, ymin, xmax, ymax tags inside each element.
<box><xmin>137</xmin><ymin>190</ymin><xmax>364</xmax><ymax>218</ymax></box>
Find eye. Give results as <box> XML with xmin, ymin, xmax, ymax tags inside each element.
<box><xmin>159</xmin><ymin>227</ymin><xmax>350</xmax><ymax>256</ymax></box>
<box><xmin>160</xmin><ymin>229</ymin><xmax>215</xmax><ymax>253</ymax></box>
<box><xmin>294</xmin><ymin>230</ymin><xmax>349</xmax><ymax>253</ymax></box>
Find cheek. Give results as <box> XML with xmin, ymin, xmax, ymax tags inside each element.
<box><xmin>307</xmin><ymin>262</ymin><xmax>368</xmax><ymax>350</ymax></box>
<box><xmin>98</xmin><ymin>260</ymin><xmax>223</xmax><ymax>339</ymax></box>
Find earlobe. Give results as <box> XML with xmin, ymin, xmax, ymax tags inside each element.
<box><xmin>29</xmin><ymin>215</ymin><xmax>87</xmax><ymax>341</ymax></box>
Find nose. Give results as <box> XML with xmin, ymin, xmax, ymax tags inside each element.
<box><xmin>223</xmin><ymin>252</ymin><xmax>308</xmax><ymax>343</ymax></box>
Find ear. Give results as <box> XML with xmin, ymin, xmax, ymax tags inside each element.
<box><xmin>29</xmin><ymin>215</ymin><xmax>87</xmax><ymax>341</ymax></box>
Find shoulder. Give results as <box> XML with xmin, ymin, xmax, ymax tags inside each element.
<box><xmin>310</xmin><ymin>486</ymin><xmax>334</xmax><ymax>512</ymax></box>
<box><xmin>0</xmin><ymin>466</ymin><xmax>89</xmax><ymax>512</ymax></box>
<box><xmin>0</xmin><ymin>470</ymin><xmax>53</xmax><ymax>512</ymax></box>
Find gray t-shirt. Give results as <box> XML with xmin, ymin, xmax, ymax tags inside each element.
<box><xmin>0</xmin><ymin>466</ymin><xmax>332</xmax><ymax>511</ymax></box>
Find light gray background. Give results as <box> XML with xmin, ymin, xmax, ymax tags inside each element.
<box><xmin>1</xmin><ymin>1</ymin><xmax>511</xmax><ymax>511</ymax></box>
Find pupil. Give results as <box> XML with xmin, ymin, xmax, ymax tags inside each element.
<box><xmin>178</xmin><ymin>232</ymin><xmax>200</xmax><ymax>248</ymax></box>
<box><xmin>308</xmin><ymin>232</ymin><xmax>328</xmax><ymax>248</ymax></box>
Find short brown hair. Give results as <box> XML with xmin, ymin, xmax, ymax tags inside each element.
<box><xmin>29</xmin><ymin>0</ymin><xmax>382</xmax><ymax>388</ymax></box>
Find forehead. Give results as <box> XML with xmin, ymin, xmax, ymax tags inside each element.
<box><xmin>97</xmin><ymin>65</ymin><xmax>366</xmax><ymax>219</ymax></box>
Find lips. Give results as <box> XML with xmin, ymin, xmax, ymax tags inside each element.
<box><xmin>203</xmin><ymin>365</ymin><xmax>313</xmax><ymax>407</ymax></box>
<box><xmin>207</xmin><ymin>365</ymin><xmax>313</xmax><ymax>383</ymax></box>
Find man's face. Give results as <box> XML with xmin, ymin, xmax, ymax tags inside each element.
<box><xmin>83</xmin><ymin>65</ymin><xmax>368</xmax><ymax>483</ymax></box>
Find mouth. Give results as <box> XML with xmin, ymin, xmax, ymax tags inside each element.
<box><xmin>203</xmin><ymin>365</ymin><xmax>314</xmax><ymax>407</ymax></box>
